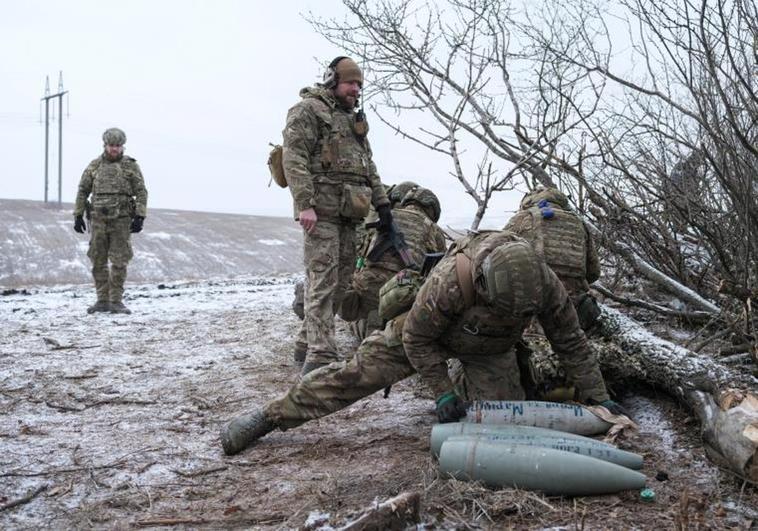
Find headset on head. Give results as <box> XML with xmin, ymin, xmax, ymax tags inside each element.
<box><xmin>322</xmin><ymin>56</ymin><xmax>350</xmax><ymax>89</ymax></box>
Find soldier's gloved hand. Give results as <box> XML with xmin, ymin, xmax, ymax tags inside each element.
<box><xmin>130</xmin><ymin>216</ymin><xmax>144</xmax><ymax>233</ymax></box>
<box><xmin>376</xmin><ymin>204</ymin><xmax>393</xmax><ymax>233</ymax></box>
<box><xmin>435</xmin><ymin>392</ymin><xmax>468</xmax><ymax>423</ymax></box>
<box><xmin>595</xmin><ymin>398</ymin><xmax>632</xmax><ymax>419</ymax></box>
<box><xmin>74</xmin><ymin>215</ymin><xmax>86</xmax><ymax>234</ymax></box>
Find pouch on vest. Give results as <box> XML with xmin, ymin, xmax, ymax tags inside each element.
<box><xmin>267</xmin><ymin>144</ymin><xmax>287</xmax><ymax>188</ymax></box>
<box><xmin>340</xmin><ymin>183</ymin><xmax>372</xmax><ymax>220</ymax></box>
<box><xmin>378</xmin><ymin>268</ymin><xmax>423</xmax><ymax>321</ymax></box>
<box><xmin>92</xmin><ymin>195</ymin><xmax>126</xmax><ymax>220</ymax></box>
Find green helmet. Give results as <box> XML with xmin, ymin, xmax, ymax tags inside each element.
<box><xmin>387</xmin><ymin>181</ymin><xmax>419</xmax><ymax>206</ymax></box>
<box><xmin>477</xmin><ymin>240</ymin><xmax>544</xmax><ymax>316</ymax></box>
<box><xmin>519</xmin><ymin>187</ymin><xmax>570</xmax><ymax>210</ymax></box>
<box><xmin>401</xmin><ymin>186</ymin><xmax>441</xmax><ymax>223</ymax></box>
<box><xmin>102</xmin><ymin>127</ymin><xmax>127</xmax><ymax>146</ymax></box>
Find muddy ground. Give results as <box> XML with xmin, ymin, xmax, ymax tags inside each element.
<box><xmin>1</xmin><ymin>277</ymin><xmax>757</xmax><ymax>530</ymax></box>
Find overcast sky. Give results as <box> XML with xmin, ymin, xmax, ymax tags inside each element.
<box><xmin>0</xmin><ymin>0</ymin><xmax>522</xmax><ymax>228</ymax></box>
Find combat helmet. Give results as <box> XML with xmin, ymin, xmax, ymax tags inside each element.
<box><xmin>102</xmin><ymin>127</ymin><xmax>127</xmax><ymax>146</ymax></box>
<box><xmin>387</xmin><ymin>181</ymin><xmax>419</xmax><ymax>207</ymax></box>
<box><xmin>519</xmin><ymin>187</ymin><xmax>570</xmax><ymax>210</ymax></box>
<box><xmin>401</xmin><ymin>186</ymin><xmax>442</xmax><ymax>223</ymax></box>
<box><xmin>473</xmin><ymin>235</ymin><xmax>544</xmax><ymax>317</ymax></box>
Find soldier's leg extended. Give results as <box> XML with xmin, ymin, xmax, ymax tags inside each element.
<box><xmin>87</xmin><ymin>218</ymin><xmax>111</xmax><ymax>313</ymax></box>
<box><xmin>452</xmin><ymin>349</ymin><xmax>526</xmax><ymax>401</ymax></box>
<box><xmin>302</xmin><ymin>221</ymin><xmax>348</xmax><ymax>371</ymax></box>
<box><xmin>108</xmin><ymin>217</ymin><xmax>133</xmax><ymax>314</ymax></box>
<box><xmin>221</xmin><ymin>323</ymin><xmax>415</xmax><ymax>455</ymax></box>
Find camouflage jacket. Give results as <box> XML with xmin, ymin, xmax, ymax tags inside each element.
<box><xmin>401</xmin><ymin>231</ymin><xmax>609</xmax><ymax>403</ymax></box>
<box><xmin>505</xmin><ymin>204</ymin><xmax>599</xmax><ymax>296</ymax></box>
<box><xmin>74</xmin><ymin>155</ymin><xmax>148</xmax><ymax>219</ymax></box>
<box><xmin>282</xmin><ymin>86</ymin><xmax>389</xmax><ymax>221</ymax></box>
<box><xmin>365</xmin><ymin>203</ymin><xmax>447</xmax><ymax>272</ymax></box>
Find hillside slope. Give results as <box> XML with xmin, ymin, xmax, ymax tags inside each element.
<box><xmin>0</xmin><ymin>199</ymin><xmax>303</xmax><ymax>287</ymax></box>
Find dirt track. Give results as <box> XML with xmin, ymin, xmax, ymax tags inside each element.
<box><xmin>1</xmin><ymin>278</ymin><xmax>757</xmax><ymax>529</ymax></box>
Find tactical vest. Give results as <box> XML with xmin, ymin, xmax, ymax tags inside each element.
<box><xmin>525</xmin><ymin>207</ymin><xmax>586</xmax><ymax>281</ymax></box>
<box><xmin>303</xmin><ymin>98</ymin><xmax>373</xmax><ymax>220</ymax></box>
<box><xmin>90</xmin><ymin>158</ymin><xmax>136</xmax><ymax>220</ymax></box>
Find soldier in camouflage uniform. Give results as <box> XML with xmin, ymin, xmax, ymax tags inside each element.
<box><xmin>284</xmin><ymin>56</ymin><xmax>393</xmax><ymax>374</ymax></box>
<box><xmin>221</xmin><ymin>231</ymin><xmax>620</xmax><ymax>456</ymax></box>
<box><xmin>505</xmin><ymin>187</ymin><xmax>601</xmax><ymax>331</ymax></box>
<box><xmin>291</xmin><ymin>180</ymin><xmax>422</xmax><ymax>365</ymax></box>
<box><xmin>340</xmin><ymin>186</ymin><xmax>447</xmax><ymax>340</ymax></box>
<box><xmin>73</xmin><ymin>128</ymin><xmax>147</xmax><ymax>314</ymax></box>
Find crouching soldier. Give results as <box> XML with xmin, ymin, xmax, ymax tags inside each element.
<box><xmin>220</xmin><ymin>231</ymin><xmax>621</xmax><ymax>456</ymax></box>
<box><xmin>505</xmin><ymin>187</ymin><xmax>601</xmax><ymax>331</ymax></box>
<box><xmin>339</xmin><ymin>185</ymin><xmax>447</xmax><ymax>340</ymax></box>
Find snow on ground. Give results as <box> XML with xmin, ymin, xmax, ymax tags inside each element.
<box><xmin>0</xmin><ymin>275</ymin><xmax>437</xmax><ymax>528</ymax></box>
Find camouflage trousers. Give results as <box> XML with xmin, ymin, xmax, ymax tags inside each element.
<box><xmin>87</xmin><ymin>216</ymin><xmax>133</xmax><ymax>303</ymax></box>
<box><xmin>339</xmin><ymin>265</ymin><xmax>394</xmax><ymax>341</ymax></box>
<box><xmin>302</xmin><ymin>220</ymin><xmax>357</xmax><ymax>364</ymax></box>
<box><xmin>264</xmin><ymin>319</ymin><xmax>526</xmax><ymax>430</ymax></box>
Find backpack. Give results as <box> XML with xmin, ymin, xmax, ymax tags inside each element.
<box><xmin>378</xmin><ymin>268</ymin><xmax>423</xmax><ymax>320</ymax></box>
<box><xmin>377</xmin><ymin>252</ymin><xmax>475</xmax><ymax>321</ymax></box>
<box><xmin>267</xmin><ymin>144</ymin><xmax>287</xmax><ymax>188</ymax></box>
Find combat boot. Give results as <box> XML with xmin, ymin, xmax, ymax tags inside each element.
<box><xmin>300</xmin><ymin>361</ymin><xmax>329</xmax><ymax>376</ymax></box>
<box><xmin>220</xmin><ymin>409</ymin><xmax>275</xmax><ymax>455</ymax></box>
<box><xmin>293</xmin><ymin>342</ymin><xmax>308</xmax><ymax>366</ymax></box>
<box><xmin>87</xmin><ymin>301</ymin><xmax>111</xmax><ymax>314</ymax></box>
<box><xmin>110</xmin><ymin>301</ymin><xmax>132</xmax><ymax>314</ymax></box>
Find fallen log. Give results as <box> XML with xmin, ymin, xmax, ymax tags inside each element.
<box><xmin>593</xmin><ymin>306</ymin><xmax>758</xmax><ymax>482</ymax></box>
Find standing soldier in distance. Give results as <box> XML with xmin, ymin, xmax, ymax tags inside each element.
<box><xmin>73</xmin><ymin>127</ymin><xmax>147</xmax><ymax>314</ymax></box>
<box><xmin>284</xmin><ymin>56</ymin><xmax>393</xmax><ymax>375</ymax></box>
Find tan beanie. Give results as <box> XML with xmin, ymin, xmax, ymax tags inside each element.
<box><xmin>335</xmin><ymin>57</ymin><xmax>363</xmax><ymax>85</ymax></box>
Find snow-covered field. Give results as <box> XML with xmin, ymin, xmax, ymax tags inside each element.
<box><xmin>0</xmin><ymin>199</ymin><xmax>303</xmax><ymax>288</ymax></box>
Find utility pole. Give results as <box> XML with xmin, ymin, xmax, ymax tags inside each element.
<box><xmin>40</xmin><ymin>72</ymin><xmax>68</xmax><ymax>206</ymax></box>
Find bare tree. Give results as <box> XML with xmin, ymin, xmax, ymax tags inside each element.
<box><xmin>307</xmin><ymin>0</ymin><xmax>612</xmax><ymax>229</ymax></box>
<box><xmin>309</xmin><ymin>0</ymin><xmax>756</xmax><ymax>319</ymax></box>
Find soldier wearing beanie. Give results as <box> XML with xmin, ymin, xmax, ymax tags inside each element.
<box><xmin>280</xmin><ymin>56</ymin><xmax>393</xmax><ymax>375</ymax></box>
<box><xmin>73</xmin><ymin>127</ymin><xmax>148</xmax><ymax>314</ymax></box>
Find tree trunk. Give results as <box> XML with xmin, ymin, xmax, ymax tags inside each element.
<box><xmin>593</xmin><ymin>306</ymin><xmax>758</xmax><ymax>482</ymax></box>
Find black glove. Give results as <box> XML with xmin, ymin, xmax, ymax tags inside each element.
<box><xmin>435</xmin><ymin>392</ymin><xmax>468</xmax><ymax>423</ymax></box>
<box><xmin>74</xmin><ymin>215</ymin><xmax>86</xmax><ymax>234</ymax></box>
<box><xmin>376</xmin><ymin>204</ymin><xmax>393</xmax><ymax>233</ymax></box>
<box><xmin>599</xmin><ymin>399</ymin><xmax>632</xmax><ymax>419</ymax></box>
<box><xmin>130</xmin><ymin>216</ymin><xmax>144</xmax><ymax>233</ymax></box>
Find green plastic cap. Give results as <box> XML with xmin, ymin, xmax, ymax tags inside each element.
<box><xmin>640</xmin><ymin>488</ymin><xmax>656</xmax><ymax>502</ymax></box>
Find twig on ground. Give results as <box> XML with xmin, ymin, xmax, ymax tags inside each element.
<box><xmin>172</xmin><ymin>465</ymin><xmax>228</xmax><ymax>478</ymax></box>
<box><xmin>134</xmin><ymin>517</ymin><xmax>208</xmax><ymax>526</ymax></box>
<box><xmin>0</xmin><ymin>484</ymin><xmax>48</xmax><ymax>511</ymax></box>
